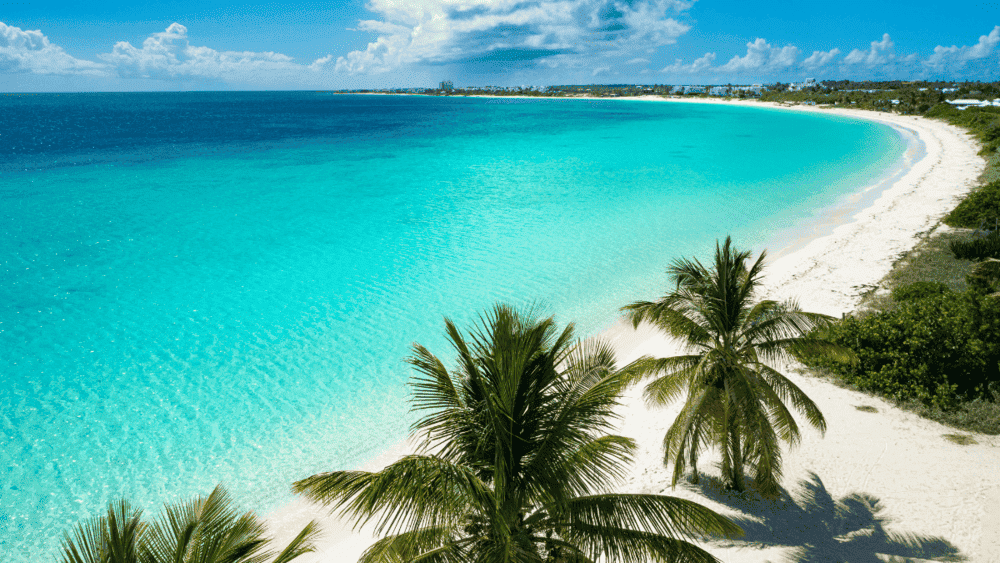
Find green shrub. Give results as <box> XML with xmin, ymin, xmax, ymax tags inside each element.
<box><xmin>926</xmin><ymin>105</ymin><xmax>1000</xmax><ymax>156</ymax></box>
<box><xmin>925</xmin><ymin>103</ymin><xmax>961</xmax><ymax>119</ymax></box>
<box><xmin>891</xmin><ymin>281</ymin><xmax>952</xmax><ymax>302</ymax></box>
<box><xmin>966</xmin><ymin>259</ymin><xmax>1000</xmax><ymax>294</ymax></box>
<box><xmin>943</xmin><ymin>180</ymin><xmax>1000</xmax><ymax>229</ymax></box>
<box><xmin>799</xmin><ymin>291</ymin><xmax>1000</xmax><ymax>407</ymax></box>
<box><xmin>950</xmin><ymin>230</ymin><xmax>1000</xmax><ymax>260</ymax></box>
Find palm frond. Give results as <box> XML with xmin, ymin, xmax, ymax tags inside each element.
<box><xmin>560</xmin><ymin>525</ymin><xmax>725</xmax><ymax>563</ymax></box>
<box><xmin>555</xmin><ymin>493</ymin><xmax>742</xmax><ymax>541</ymax></box>
<box><xmin>663</xmin><ymin>386</ymin><xmax>721</xmax><ymax>487</ymax></box>
<box><xmin>269</xmin><ymin>520</ymin><xmax>320</xmax><ymax>563</ymax></box>
<box><xmin>358</xmin><ymin>525</ymin><xmax>467</xmax><ymax>563</ymax></box>
<box><xmin>756</xmin><ymin>364</ymin><xmax>827</xmax><ymax>434</ymax></box>
<box><xmin>619</xmin><ymin>354</ymin><xmax>699</xmax><ymax>386</ymax></box>
<box><xmin>293</xmin><ymin>456</ymin><xmax>490</xmax><ymax>537</ymax></box>
<box><xmin>61</xmin><ymin>499</ymin><xmax>144</xmax><ymax>563</ymax></box>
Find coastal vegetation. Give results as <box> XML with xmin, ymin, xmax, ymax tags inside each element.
<box><xmin>620</xmin><ymin>237</ymin><xmax>848</xmax><ymax>496</ymax></box>
<box><xmin>756</xmin><ymin>79</ymin><xmax>1000</xmax><ymax>435</ymax></box>
<box><xmin>943</xmin><ymin>179</ymin><xmax>1000</xmax><ymax>231</ymax></box>
<box><xmin>950</xmin><ymin>230</ymin><xmax>1000</xmax><ymax>261</ymax></box>
<box><xmin>293</xmin><ymin>304</ymin><xmax>741</xmax><ymax>563</ymax></box>
<box><xmin>59</xmin><ymin>485</ymin><xmax>317</xmax><ymax>563</ymax></box>
<box><xmin>795</xmin><ymin>226</ymin><xmax>1000</xmax><ymax>435</ymax></box>
<box><xmin>797</xmin><ymin>286</ymin><xmax>1000</xmax><ymax>413</ymax></box>
<box><xmin>796</xmin><ymin>222</ymin><xmax>1000</xmax><ymax>435</ymax></box>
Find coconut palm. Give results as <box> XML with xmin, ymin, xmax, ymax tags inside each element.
<box><xmin>294</xmin><ymin>304</ymin><xmax>741</xmax><ymax>563</ymax></box>
<box><xmin>60</xmin><ymin>485</ymin><xmax>317</xmax><ymax>563</ymax></box>
<box><xmin>621</xmin><ymin>236</ymin><xmax>849</xmax><ymax>497</ymax></box>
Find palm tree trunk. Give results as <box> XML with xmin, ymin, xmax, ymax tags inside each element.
<box><xmin>721</xmin><ymin>378</ymin><xmax>740</xmax><ymax>491</ymax></box>
<box><xmin>730</xmin><ymin>430</ymin><xmax>744</xmax><ymax>492</ymax></box>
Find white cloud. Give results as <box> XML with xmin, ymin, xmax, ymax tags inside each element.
<box><xmin>925</xmin><ymin>26</ymin><xmax>1000</xmax><ymax>71</ymax></box>
<box><xmin>0</xmin><ymin>21</ymin><xmax>107</xmax><ymax>75</ymax></box>
<box><xmin>627</xmin><ymin>57</ymin><xmax>650</xmax><ymax>65</ymax></box>
<box><xmin>592</xmin><ymin>65</ymin><xmax>610</xmax><ymax>75</ymax></box>
<box><xmin>661</xmin><ymin>51</ymin><xmax>715</xmax><ymax>73</ymax></box>
<box><xmin>720</xmin><ymin>38</ymin><xmax>799</xmax><ymax>72</ymax></box>
<box><xmin>100</xmin><ymin>23</ymin><xmax>327</xmax><ymax>82</ymax></box>
<box><xmin>843</xmin><ymin>33</ymin><xmax>894</xmax><ymax>66</ymax></box>
<box><xmin>803</xmin><ymin>47</ymin><xmax>840</xmax><ymax>69</ymax></box>
<box><xmin>334</xmin><ymin>0</ymin><xmax>693</xmax><ymax>74</ymax></box>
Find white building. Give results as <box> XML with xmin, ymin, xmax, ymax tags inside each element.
<box><xmin>947</xmin><ymin>99</ymin><xmax>996</xmax><ymax>110</ymax></box>
<box><xmin>788</xmin><ymin>78</ymin><xmax>818</xmax><ymax>92</ymax></box>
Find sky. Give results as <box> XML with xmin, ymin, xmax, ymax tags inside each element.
<box><xmin>0</xmin><ymin>0</ymin><xmax>998</xmax><ymax>91</ymax></box>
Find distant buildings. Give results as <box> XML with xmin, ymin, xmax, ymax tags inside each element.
<box><xmin>788</xmin><ymin>78</ymin><xmax>818</xmax><ymax>92</ymax></box>
<box><xmin>947</xmin><ymin>98</ymin><xmax>1000</xmax><ymax>110</ymax></box>
<box><xmin>669</xmin><ymin>85</ymin><xmax>707</xmax><ymax>94</ymax></box>
<box><xmin>439</xmin><ymin>80</ymin><xmax>454</xmax><ymax>91</ymax></box>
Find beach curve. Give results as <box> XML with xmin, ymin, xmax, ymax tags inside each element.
<box><xmin>264</xmin><ymin>97</ymin><xmax>999</xmax><ymax>563</ymax></box>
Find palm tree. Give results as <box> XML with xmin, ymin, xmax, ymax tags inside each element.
<box><xmin>294</xmin><ymin>304</ymin><xmax>741</xmax><ymax>563</ymax></box>
<box><xmin>621</xmin><ymin>236</ymin><xmax>848</xmax><ymax>497</ymax></box>
<box><xmin>60</xmin><ymin>485</ymin><xmax>318</xmax><ymax>563</ymax></box>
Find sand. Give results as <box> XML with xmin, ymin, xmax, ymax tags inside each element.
<box><xmin>266</xmin><ymin>97</ymin><xmax>1000</xmax><ymax>562</ymax></box>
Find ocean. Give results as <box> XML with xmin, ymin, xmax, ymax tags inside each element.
<box><xmin>0</xmin><ymin>92</ymin><xmax>906</xmax><ymax>559</ymax></box>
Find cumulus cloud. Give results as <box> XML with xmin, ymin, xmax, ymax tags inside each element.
<box><xmin>803</xmin><ymin>47</ymin><xmax>840</xmax><ymax>69</ymax></box>
<box><xmin>720</xmin><ymin>38</ymin><xmax>799</xmax><ymax>72</ymax></box>
<box><xmin>661</xmin><ymin>51</ymin><xmax>715</xmax><ymax>73</ymax></box>
<box><xmin>99</xmin><ymin>23</ymin><xmax>327</xmax><ymax>81</ymax></box>
<box><xmin>844</xmin><ymin>33</ymin><xmax>894</xmax><ymax>66</ymax></box>
<box><xmin>925</xmin><ymin>25</ymin><xmax>1000</xmax><ymax>72</ymax></box>
<box><xmin>334</xmin><ymin>0</ymin><xmax>693</xmax><ymax>74</ymax></box>
<box><xmin>661</xmin><ymin>38</ymin><xmax>802</xmax><ymax>77</ymax></box>
<box><xmin>0</xmin><ymin>21</ymin><xmax>107</xmax><ymax>75</ymax></box>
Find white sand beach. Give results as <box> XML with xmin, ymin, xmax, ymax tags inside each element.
<box><xmin>266</xmin><ymin>99</ymin><xmax>1000</xmax><ymax>562</ymax></box>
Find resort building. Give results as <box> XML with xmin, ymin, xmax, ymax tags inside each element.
<box><xmin>439</xmin><ymin>80</ymin><xmax>454</xmax><ymax>91</ymax></box>
<box><xmin>788</xmin><ymin>78</ymin><xmax>818</xmax><ymax>91</ymax></box>
<box><xmin>946</xmin><ymin>98</ymin><xmax>1000</xmax><ymax>110</ymax></box>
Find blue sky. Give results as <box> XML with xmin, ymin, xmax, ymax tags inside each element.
<box><xmin>1</xmin><ymin>0</ymin><xmax>997</xmax><ymax>91</ymax></box>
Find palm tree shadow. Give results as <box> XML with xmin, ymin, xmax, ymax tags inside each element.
<box><xmin>685</xmin><ymin>472</ymin><xmax>964</xmax><ymax>563</ymax></box>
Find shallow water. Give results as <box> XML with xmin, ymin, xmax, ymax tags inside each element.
<box><xmin>0</xmin><ymin>93</ymin><xmax>905</xmax><ymax>560</ymax></box>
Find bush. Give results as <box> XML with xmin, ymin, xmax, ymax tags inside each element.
<box><xmin>925</xmin><ymin>104</ymin><xmax>1000</xmax><ymax>156</ymax></box>
<box><xmin>799</xmin><ymin>291</ymin><xmax>1000</xmax><ymax>408</ymax></box>
<box><xmin>966</xmin><ymin>259</ymin><xmax>1000</xmax><ymax>294</ymax></box>
<box><xmin>943</xmin><ymin>180</ymin><xmax>1000</xmax><ymax>229</ymax></box>
<box><xmin>950</xmin><ymin>230</ymin><xmax>1000</xmax><ymax>260</ymax></box>
<box><xmin>891</xmin><ymin>281</ymin><xmax>951</xmax><ymax>302</ymax></box>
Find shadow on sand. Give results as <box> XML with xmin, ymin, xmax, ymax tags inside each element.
<box><xmin>686</xmin><ymin>472</ymin><xmax>964</xmax><ymax>562</ymax></box>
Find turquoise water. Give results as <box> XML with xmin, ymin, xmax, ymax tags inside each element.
<box><xmin>0</xmin><ymin>93</ymin><xmax>906</xmax><ymax>559</ymax></box>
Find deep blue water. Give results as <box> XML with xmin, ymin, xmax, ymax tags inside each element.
<box><xmin>0</xmin><ymin>92</ymin><xmax>906</xmax><ymax>560</ymax></box>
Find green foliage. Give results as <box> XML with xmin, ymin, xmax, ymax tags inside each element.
<box><xmin>799</xmin><ymin>291</ymin><xmax>1000</xmax><ymax>410</ymax></box>
<box><xmin>294</xmin><ymin>304</ymin><xmax>741</xmax><ymax>563</ymax></box>
<box><xmin>910</xmin><ymin>397</ymin><xmax>1000</xmax><ymax>435</ymax></box>
<box><xmin>950</xmin><ymin>230</ymin><xmax>1000</xmax><ymax>261</ymax></box>
<box><xmin>943</xmin><ymin>180</ymin><xmax>1000</xmax><ymax>229</ymax></box>
<box><xmin>890</xmin><ymin>281</ymin><xmax>951</xmax><ymax>302</ymax></box>
<box><xmin>621</xmin><ymin>237</ymin><xmax>848</xmax><ymax>497</ymax></box>
<box><xmin>942</xmin><ymin>433</ymin><xmax>978</xmax><ymax>445</ymax></box>
<box><xmin>59</xmin><ymin>485</ymin><xmax>318</xmax><ymax>563</ymax></box>
<box><xmin>927</xmin><ymin>104</ymin><xmax>1000</xmax><ymax>156</ymax></box>
<box><xmin>966</xmin><ymin>259</ymin><xmax>1000</xmax><ymax>294</ymax></box>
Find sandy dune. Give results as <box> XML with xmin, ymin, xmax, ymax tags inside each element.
<box><xmin>266</xmin><ymin>99</ymin><xmax>1000</xmax><ymax>562</ymax></box>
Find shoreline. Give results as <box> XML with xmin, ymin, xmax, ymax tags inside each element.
<box><xmin>266</xmin><ymin>97</ymin><xmax>999</xmax><ymax>562</ymax></box>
